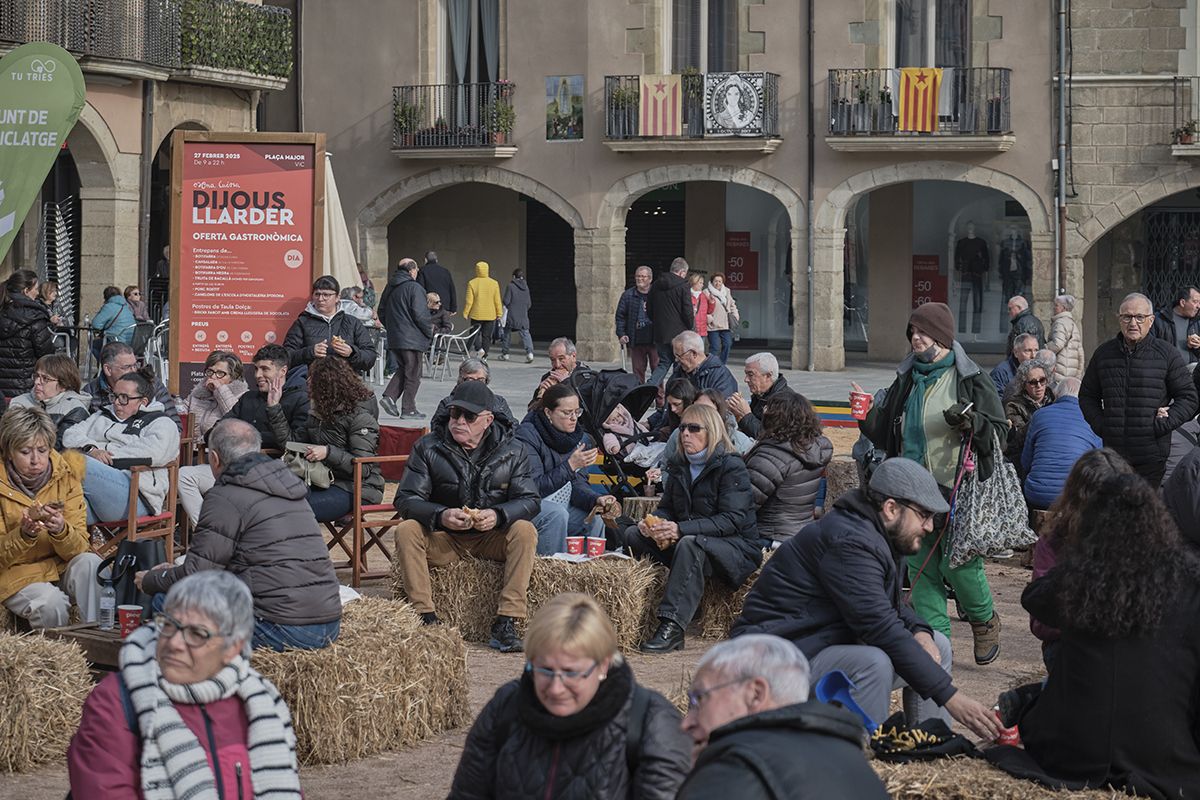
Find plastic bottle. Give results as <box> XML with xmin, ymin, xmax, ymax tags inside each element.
<box><xmin>98</xmin><ymin>579</ymin><xmax>116</xmax><ymax>631</ymax></box>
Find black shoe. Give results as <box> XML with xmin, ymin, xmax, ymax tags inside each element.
<box><xmin>380</xmin><ymin>396</ymin><xmax>399</xmax><ymax>416</ymax></box>
<box><xmin>420</xmin><ymin>612</ymin><xmax>440</xmax><ymax>626</ymax></box>
<box><xmin>640</xmin><ymin>620</ymin><xmax>685</xmax><ymax>653</ymax></box>
<box><xmin>489</xmin><ymin>615</ymin><xmax>523</xmax><ymax>652</ymax></box>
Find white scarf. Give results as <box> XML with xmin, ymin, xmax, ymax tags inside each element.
<box><xmin>119</xmin><ymin>625</ymin><xmax>301</xmax><ymax>800</ymax></box>
<box><xmin>707</xmin><ymin>284</ymin><xmax>732</xmax><ymax>310</ymax></box>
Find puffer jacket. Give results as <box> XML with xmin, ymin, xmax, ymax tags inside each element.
<box><xmin>648</xmin><ymin>272</ymin><xmax>693</xmax><ymax>343</ymax></box>
<box><xmin>1162</xmin><ymin>446</ymin><xmax>1200</xmax><ymax>552</ymax></box>
<box><xmin>1079</xmin><ymin>333</ymin><xmax>1198</xmax><ymax>479</ymax></box>
<box><xmin>62</xmin><ymin>401</ymin><xmax>180</xmax><ymax>514</ymax></box>
<box><xmin>1020</xmin><ymin>396</ymin><xmax>1102</xmax><ymax>509</ymax></box>
<box><xmin>449</xmin><ymin>662</ymin><xmax>691</xmax><ymax>800</ymax></box>
<box><xmin>283</xmin><ymin>303</ymin><xmax>377</xmax><ymax>371</ymax></box>
<box><xmin>0</xmin><ymin>293</ymin><xmax>56</xmax><ymax>400</ymax></box>
<box><xmin>1004</xmin><ymin>388</ymin><xmax>1054</xmax><ymax>465</ymax></box>
<box><xmin>1151</xmin><ymin>307</ymin><xmax>1200</xmax><ymax>363</ymax></box>
<box><xmin>657</xmin><ymin>446</ymin><xmax>762</xmax><ymax>586</ymax></box>
<box><xmin>1007</xmin><ymin>307</ymin><xmax>1046</xmax><ymax>352</ymax></box>
<box><xmin>502</xmin><ymin>278</ymin><xmax>532</xmax><ymax>331</ymax></box>
<box><xmin>176</xmin><ymin>378</ymin><xmax>249</xmax><ymax>436</ymax></box>
<box><xmin>90</xmin><ymin>294</ymin><xmax>136</xmax><ymax>345</ymax></box>
<box><xmin>1047</xmin><ymin>310</ymin><xmax>1084</xmax><ymax>380</ymax></box>
<box><xmin>9</xmin><ymin>390</ymin><xmax>92</xmax><ymax>448</ymax></box>
<box><xmin>690</xmin><ymin>291</ymin><xmax>710</xmax><ymax>336</ymax></box>
<box><xmin>224</xmin><ymin>378</ymin><xmax>310</xmax><ymax>451</ymax></box>
<box><xmin>745</xmin><ymin>436</ymin><xmax>833</xmax><ymax>544</ymax></box>
<box><xmin>382</xmin><ymin>270</ymin><xmax>433</xmax><ymax>352</ymax></box>
<box><xmin>736</xmin><ymin>375</ymin><xmax>795</xmax><ymax>438</ymax></box>
<box><xmin>267</xmin><ymin>395</ymin><xmax>382</xmax><ymax>503</ymax></box>
<box><xmin>463</xmin><ymin>262</ymin><xmax>502</xmax><ymax>322</ymax></box>
<box><xmin>395</xmin><ymin>413</ymin><xmax>539</xmax><ymax>531</ymax></box>
<box><xmin>705</xmin><ymin>287</ymin><xmax>737</xmax><ymax>332</ymax></box>
<box><xmin>0</xmin><ymin>448</ymin><xmax>88</xmax><ymax>601</ymax></box>
<box><xmin>685</xmin><ymin>354</ymin><xmax>738</xmax><ymax>399</ymax></box>
<box><xmin>513</xmin><ymin>412</ymin><xmax>600</xmax><ymax>512</ymax></box>
<box><xmin>142</xmin><ymin>453</ymin><xmax>341</xmax><ymax>625</ymax></box>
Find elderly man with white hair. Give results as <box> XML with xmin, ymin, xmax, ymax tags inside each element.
<box><xmin>1006</xmin><ymin>295</ymin><xmax>1045</xmax><ymax>352</ymax></box>
<box><xmin>671</xmin><ymin>330</ymin><xmax>737</xmax><ymax>399</ymax></box>
<box><xmin>677</xmin><ymin>634</ymin><xmax>888</xmax><ymax>799</ymax></box>
<box><xmin>727</xmin><ymin>352</ymin><xmax>795</xmax><ymax>438</ymax></box>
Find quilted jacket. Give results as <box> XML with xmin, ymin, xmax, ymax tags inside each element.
<box><xmin>745</xmin><ymin>436</ymin><xmax>833</xmax><ymax>544</ymax></box>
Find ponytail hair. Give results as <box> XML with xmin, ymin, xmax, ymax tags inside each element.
<box><xmin>115</xmin><ymin>364</ymin><xmax>156</xmax><ymax>398</ymax></box>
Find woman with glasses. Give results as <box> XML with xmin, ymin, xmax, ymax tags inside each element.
<box><xmin>68</xmin><ymin>571</ymin><xmax>302</xmax><ymax>800</ymax></box>
<box><xmin>63</xmin><ymin>366</ymin><xmax>180</xmax><ymax>524</ymax></box>
<box><xmin>1003</xmin><ymin>359</ymin><xmax>1055</xmax><ymax>469</ymax></box>
<box><xmin>267</xmin><ymin>355</ymin><xmax>381</xmax><ymax>522</ymax></box>
<box><xmin>622</xmin><ymin>404</ymin><xmax>761</xmax><ymax>654</ymax></box>
<box><xmin>124</xmin><ymin>285</ymin><xmax>150</xmax><ymax>323</ymax></box>
<box><xmin>177</xmin><ymin>350</ymin><xmax>249</xmax><ymax>437</ymax></box>
<box><xmin>450</xmin><ymin>592</ymin><xmax>690</xmax><ymax>800</ymax></box>
<box><xmin>282</xmin><ymin>275</ymin><xmax>377</xmax><ymax>372</ymax></box>
<box><xmin>9</xmin><ymin>353</ymin><xmax>90</xmax><ymax>448</ymax></box>
<box><xmin>0</xmin><ymin>269</ymin><xmax>57</xmax><ymax>402</ymax></box>
<box><xmin>514</xmin><ymin>383</ymin><xmax>618</xmax><ymax>554</ymax></box>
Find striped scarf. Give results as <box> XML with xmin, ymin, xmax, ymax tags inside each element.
<box><xmin>119</xmin><ymin>625</ymin><xmax>301</xmax><ymax>800</ymax></box>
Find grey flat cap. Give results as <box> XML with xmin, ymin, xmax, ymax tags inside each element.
<box><xmin>869</xmin><ymin>457</ymin><xmax>950</xmax><ymax>515</ymax></box>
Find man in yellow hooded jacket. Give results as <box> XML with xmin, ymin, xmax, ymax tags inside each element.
<box><xmin>463</xmin><ymin>260</ymin><xmax>503</xmax><ymax>359</ymax></box>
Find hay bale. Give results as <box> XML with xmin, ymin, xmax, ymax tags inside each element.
<box><xmin>253</xmin><ymin>597</ymin><xmax>469</xmax><ymax>765</ymax></box>
<box><xmin>692</xmin><ymin>549</ymin><xmax>773</xmax><ymax>640</ymax></box>
<box><xmin>0</xmin><ymin>605</ymin><xmax>11</xmax><ymax>632</ymax></box>
<box><xmin>825</xmin><ymin>455</ymin><xmax>860</xmax><ymax>504</ymax></box>
<box><xmin>871</xmin><ymin>757</ymin><xmax>1118</xmax><ymax>799</ymax></box>
<box><xmin>391</xmin><ymin>555</ymin><xmax>667</xmax><ymax>651</ymax></box>
<box><xmin>0</xmin><ymin>633</ymin><xmax>92</xmax><ymax>772</ymax></box>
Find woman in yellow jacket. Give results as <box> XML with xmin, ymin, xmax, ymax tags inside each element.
<box><xmin>463</xmin><ymin>260</ymin><xmax>503</xmax><ymax>359</ymax></box>
<box><xmin>0</xmin><ymin>406</ymin><xmax>99</xmax><ymax>629</ymax></box>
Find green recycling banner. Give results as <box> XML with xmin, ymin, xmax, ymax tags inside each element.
<box><xmin>0</xmin><ymin>42</ymin><xmax>86</xmax><ymax>263</ymax></box>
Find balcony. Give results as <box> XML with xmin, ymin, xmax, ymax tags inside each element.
<box><xmin>825</xmin><ymin>67</ymin><xmax>1014</xmax><ymax>152</ymax></box>
<box><xmin>177</xmin><ymin>0</ymin><xmax>293</xmax><ymax>90</ymax></box>
<box><xmin>1171</xmin><ymin>76</ymin><xmax>1200</xmax><ymax>157</ymax></box>
<box><xmin>391</xmin><ymin>82</ymin><xmax>517</xmax><ymax>160</ymax></box>
<box><xmin>602</xmin><ymin>72</ymin><xmax>782</xmax><ymax>153</ymax></box>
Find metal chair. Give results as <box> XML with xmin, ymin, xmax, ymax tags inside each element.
<box><xmin>432</xmin><ymin>324</ymin><xmax>480</xmax><ymax>380</ymax></box>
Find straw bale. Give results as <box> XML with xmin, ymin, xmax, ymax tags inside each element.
<box><xmin>0</xmin><ymin>605</ymin><xmax>11</xmax><ymax>632</ymax></box>
<box><xmin>253</xmin><ymin>597</ymin><xmax>469</xmax><ymax>765</ymax></box>
<box><xmin>391</xmin><ymin>555</ymin><xmax>667</xmax><ymax>651</ymax></box>
<box><xmin>0</xmin><ymin>633</ymin><xmax>92</xmax><ymax>772</ymax></box>
<box><xmin>692</xmin><ymin>549</ymin><xmax>773</xmax><ymax>640</ymax></box>
<box><xmin>871</xmin><ymin>757</ymin><xmax>1121</xmax><ymax>799</ymax></box>
<box><xmin>826</xmin><ymin>455</ymin><xmax>860</xmax><ymax>504</ymax></box>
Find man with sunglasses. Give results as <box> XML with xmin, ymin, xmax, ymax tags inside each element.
<box><xmin>730</xmin><ymin>457</ymin><xmax>1001</xmax><ymax>742</ymax></box>
<box><xmin>394</xmin><ymin>380</ymin><xmax>540</xmax><ymax>652</ymax></box>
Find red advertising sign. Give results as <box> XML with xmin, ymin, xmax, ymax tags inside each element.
<box><xmin>911</xmin><ymin>255</ymin><xmax>947</xmax><ymax>309</ymax></box>
<box><xmin>724</xmin><ymin>231</ymin><xmax>759</xmax><ymax>290</ymax></box>
<box><xmin>170</xmin><ymin>133</ymin><xmax>324</xmax><ymax>393</ymax></box>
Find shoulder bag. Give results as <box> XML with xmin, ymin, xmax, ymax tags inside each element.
<box><xmin>948</xmin><ymin>431</ymin><xmax>1036</xmax><ymax>568</ymax></box>
<box><xmin>283</xmin><ymin>441</ymin><xmax>334</xmax><ymax>489</ymax></box>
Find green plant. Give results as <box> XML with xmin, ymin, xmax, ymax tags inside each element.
<box><xmin>492</xmin><ymin>99</ymin><xmax>515</xmax><ymax>133</ymax></box>
<box><xmin>394</xmin><ymin>99</ymin><xmax>422</xmax><ymax>133</ymax></box>
<box><xmin>680</xmin><ymin>65</ymin><xmax>703</xmax><ymax>100</ymax></box>
<box><xmin>611</xmin><ymin>84</ymin><xmax>640</xmax><ymax>108</ymax></box>
<box><xmin>1174</xmin><ymin>119</ymin><xmax>1198</xmax><ymax>142</ymax></box>
<box><xmin>180</xmin><ymin>0</ymin><xmax>294</xmax><ymax>78</ymax></box>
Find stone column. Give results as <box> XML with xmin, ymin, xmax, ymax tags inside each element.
<box><xmin>359</xmin><ymin>225</ymin><xmax>390</xmax><ymax>289</ymax></box>
<box><xmin>797</xmin><ymin>227</ymin><xmax>845</xmax><ymax>372</ymax></box>
<box><xmin>573</xmin><ymin>227</ymin><xmax>625</xmax><ymax>363</ymax></box>
<box><xmin>79</xmin><ymin>187</ymin><xmax>140</xmax><ymax>315</ymax></box>
<box><xmin>1029</xmin><ymin>231</ymin><xmax>1055</xmax><ymax>323</ymax></box>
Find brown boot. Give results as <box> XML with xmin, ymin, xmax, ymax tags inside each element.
<box><xmin>970</xmin><ymin>612</ymin><xmax>1001</xmax><ymax>665</ymax></box>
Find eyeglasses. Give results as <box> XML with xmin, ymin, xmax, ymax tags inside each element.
<box><xmin>32</xmin><ymin>373</ymin><xmax>57</xmax><ymax>385</ymax></box>
<box><xmin>679</xmin><ymin>423</ymin><xmax>704</xmax><ymax>434</ymax></box>
<box><xmin>687</xmin><ymin>677</ymin><xmax>749</xmax><ymax>711</ymax></box>
<box><xmin>899</xmin><ymin>501</ymin><xmax>936</xmax><ymax>524</ymax></box>
<box><xmin>129</xmin><ymin>291</ymin><xmax>141</xmax><ymax>297</ymax></box>
<box><xmin>1025</xmin><ymin>377</ymin><xmax>1047</xmax><ymax>387</ymax></box>
<box><xmin>153</xmin><ymin>612</ymin><xmax>224</xmax><ymax>648</ymax></box>
<box><xmin>449</xmin><ymin>407</ymin><xmax>483</xmax><ymax>423</ymax></box>
<box><xmin>108</xmin><ymin>393</ymin><xmax>145</xmax><ymax>405</ymax></box>
<box><xmin>1118</xmin><ymin>314</ymin><xmax>1152</xmax><ymax>324</ymax></box>
<box><xmin>312</xmin><ymin>291</ymin><xmax>338</xmax><ymax>299</ymax></box>
<box><xmin>553</xmin><ymin>408</ymin><xmax>584</xmax><ymax>419</ymax></box>
<box><xmin>525</xmin><ymin>660</ymin><xmax>599</xmax><ymax>684</ymax></box>
<box><xmin>203</xmin><ymin>368</ymin><xmax>229</xmax><ymax>379</ymax></box>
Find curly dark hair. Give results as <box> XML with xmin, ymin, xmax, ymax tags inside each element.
<box><xmin>307</xmin><ymin>356</ymin><xmax>372</xmax><ymax>418</ymax></box>
<box><xmin>1054</xmin><ymin>472</ymin><xmax>1200</xmax><ymax>637</ymax></box>
<box><xmin>1041</xmin><ymin>448</ymin><xmax>1134</xmax><ymax>549</ymax></box>
<box><xmin>760</xmin><ymin>391</ymin><xmax>822</xmax><ymax>450</ymax></box>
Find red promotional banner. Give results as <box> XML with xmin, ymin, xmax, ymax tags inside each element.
<box><xmin>724</xmin><ymin>231</ymin><xmax>759</xmax><ymax>290</ymax></box>
<box><xmin>170</xmin><ymin>133</ymin><xmax>324</xmax><ymax>393</ymax></box>
<box><xmin>911</xmin><ymin>254</ymin><xmax>947</xmax><ymax>309</ymax></box>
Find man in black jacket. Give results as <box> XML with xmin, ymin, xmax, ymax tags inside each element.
<box><xmin>678</xmin><ymin>635</ymin><xmax>888</xmax><ymax>800</ymax></box>
<box><xmin>416</xmin><ymin>250</ymin><xmax>458</xmax><ymax>315</ymax></box>
<box><xmin>727</xmin><ymin>352</ymin><xmax>794</xmax><ymax>438</ymax></box>
<box><xmin>672</xmin><ymin>331</ymin><xmax>738</xmax><ymax>399</ymax></box>
<box><xmin>84</xmin><ymin>341</ymin><xmax>182</xmax><ymax>431</ymax></box>
<box><xmin>1006</xmin><ymin>295</ymin><xmax>1045</xmax><ymax>352</ymax></box>
<box><xmin>647</xmin><ymin>257</ymin><xmax>694</xmax><ymax>386</ymax></box>
<box><xmin>731</xmin><ymin>458</ymin><xmax>1001</xmax><ymax>740</ymax></box>
<box><xmin>394</xmin><ymin>380</ymin><xmax>539</xmax><ymax>652</ymax></box>
<box><xmin>1080</xmin><ymin>292</ymin><xmax>1199</xmax><ymax>485</ymax></box>
<box><xmin>1149</xmin><ymin>284</ymin><xmax>1200</xmax><ymax>362</ymax></box>
<box><xmin>380</xmin><ymin>258</ymin><xmax>433</xmax><ymax>419</ymax></box>
<box><xmin>283</xmin><ymin>275</ymin><xmax>377</xmax><ymax>372</ymax></box>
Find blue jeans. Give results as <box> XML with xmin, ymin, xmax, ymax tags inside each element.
<box><xmin>307</xmin><ymin>485</ymin><xmax>352</xmax><ymax>522</ymax></box>
<box><xmin>707</xmin><ymin>330</ymin><xmax>733</xmax><ymax>364</ymax></box>
<box><xmin>83</xmin><ymin>458</ymin><xmax>151</xmax><ymax>524</ymax></box>
<box><xmin>532</xmin><ymin>497</ymin><xmax>605</xmax><ymax>555</ymax></box>
<box><xmin>501</xmin><ymin>326</ymin><xmax>534</xmax><ymax>356</ymax></box>
<box><xmin>254</xmin><ymin>617</ymin><xmax>341</xmax><ymax>652</ymax></box>
<box><xmin>647</xmin><ymin>343</ymin><xmax>676</xmax><ymax>387</ymax></box>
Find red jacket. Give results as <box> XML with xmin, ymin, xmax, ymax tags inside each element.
<box><xmin>691</xmin><ymin>292</ymin><xmax>710</xmax><ymax>337</ymax></box>
<box><xmin>68</xmin><ymin>673</ymin><xmax>254</xmax><ymax>800</ymax></box>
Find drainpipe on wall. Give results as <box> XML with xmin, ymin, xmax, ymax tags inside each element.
<box><xmin>1056</xmin><ymin>0</ymin><xmax>1068</xmax><ymax>295</ymax></box>
<box><xmin>806</xmin><ymin>0</ymin><xmax>815</xmax><ymax>371</ymax></box>
<box><xmin>137</xmin><ymin>79</ymin><xmax>155</xmax><ymax>290</ymax></box>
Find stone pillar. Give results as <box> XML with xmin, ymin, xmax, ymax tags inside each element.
<box><xmin>78</xmin><ymin>187</ymin><xmax>140</xmax><ymax>315</ymax></box>
<box><xmin>574</xmin><ymin>227</ymin><xmax>625</xmax><ymax>363</ymax></box>
<box><xmin>360</xmin><ymin>225</ymin><xmax>390</xmax><ymax>289</ymax></box>
<box><xmin>797</xmin><ymin>227</ymin><xmax>844</xmax><ymax>372</ymax></box>
<box><xmin>1029</xmin><ymin>231</ymin><xmax>1055</xmax><ymax>324</ymax></box>
<box><xmin>865</xmin><ymin>183</ymin><xmax>913</xmax><ymax>363</ymax></box>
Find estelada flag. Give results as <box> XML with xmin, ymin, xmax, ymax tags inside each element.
<box><xmin>898</xmin><ymin>67</ymin><xmax>942</xmax><ymax>132</ymax></box>
<box><xmin>639</xmin><ymin>74</ymin><xmax>682</xmax><ymax>136</ymax></box>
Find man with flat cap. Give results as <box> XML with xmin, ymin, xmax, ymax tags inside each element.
<box><xmin>731</xmin><ymin>457</ymin><xmax>1001</xmax><ymax>741</ymax></box>
<box><xmin>393</xmin><ymin>380</ymin><xmax>540</xmax><ymax>652</ymax></box>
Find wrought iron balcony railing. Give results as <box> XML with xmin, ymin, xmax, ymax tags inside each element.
<box><xmin>1172</xmin><ymin>76</ymin><xmax>1200</xmax><ymax>145</ymax></box>
<box><xmin>392</xmin><ymin>82</ymin><xmax>515</xmax><ymax>149</ymax></box>
<box><xmin>826</xmin><ymin>67</ymin><xmax>1011</xmax><ymax>136</ymax></box>
<box><xmin>603</xmin><ymin>72</ymin><xmax>780</xmax><ymax>139</ymax></box>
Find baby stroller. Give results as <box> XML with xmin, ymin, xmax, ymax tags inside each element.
<box><xmin>565</xmin><ymin>368</ymin><xmax>660</xmax><ymax>499</ymax></box>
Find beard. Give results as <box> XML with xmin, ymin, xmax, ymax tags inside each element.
<box><xmin>886</xmin><ymin>519</ymin><xmax>924</xmax><ymax>555</ymax></box>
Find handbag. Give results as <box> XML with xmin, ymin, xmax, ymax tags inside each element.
<box><xmin>97</xmin><ymin>538</ymin><xmax>168</xmax><ymax>619</ymax></box>
<box><xmin>948</xmin><ymin>430</ymin><xmax>1036</xmax><ymax>568</ymax></box>
<box><xmin>283</xmin><ymin>442</ymin><xmax>334</xmax><ymax>489</ymax></box>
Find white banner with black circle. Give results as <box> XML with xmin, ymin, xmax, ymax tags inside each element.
<box><xmin>704</xmin><ymin>72</ymin><xmax>766</xmax><ymax>137</ymax></box>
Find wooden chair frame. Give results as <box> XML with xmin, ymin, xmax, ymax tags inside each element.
<box><xmin>91</xmin><ymin>460</ymin><xmax>180</xmax><ymax>563</ymax></box>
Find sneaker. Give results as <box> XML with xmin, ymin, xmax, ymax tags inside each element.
<box><xmin>970</xmin><ymin>611</ymin><xmax>1002</xmax><ymax>665</ymax></box>
<box><xmin>379</xmin><ymin>396</ymin><xmax>399</xmax><ymax>416</ymax></box>
<box><xmin>990</xmin><ymin>548</ymin><xmax>1015</xmax><ymax>559</ymax></box>
<box><xmin>498</xmin><ymin>353</ymin><xmax>509</xmax><ymax>361</ymax></box>
<box><xmin>488</xmin><ymin>615</ymin><xmax>523</xmax><ymax>652</ymax></box>
<box><xmin>402</xmin><ymin>410</ymin><xmax>426</xmax><ymax>419</ymax></box>
<box><xmin>420</xmin><ymin>612</ymin><xmax>440</xmax><ymax>626</ymax></box>
<box><xmin>640</xmin><ymin>619</ymin><xmax>685</xmax><ymax>654</ymax></box>
<box><xmin>525</xmin><ymin>352</ymin><xmax>534</xmax><ymax>363</ymax></box>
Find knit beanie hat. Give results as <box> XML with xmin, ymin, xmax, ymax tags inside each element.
<box><xmin>907</xmin><ymin>302</ymin><xmax>955</xmax><ymax>349</ymax></box>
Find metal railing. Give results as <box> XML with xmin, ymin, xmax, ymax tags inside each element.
<box><xmin>827</xmin><ymin>67</ymin><xmax>1011</xmax><ymax>135</ymax></box>
<box><xmin>392</xmin><ymin>82</ymin><xmax>515</xmax><ymax>149</ymax></box>
<box><xmin>603</xmin><ymin>72</ymin><xmax>780</xmax><ymax>139</ymax></box>
<box><xmin>1172</xmin><ymin>76</ymin><xmax>1200</xmax><ymax>143</ymax></box>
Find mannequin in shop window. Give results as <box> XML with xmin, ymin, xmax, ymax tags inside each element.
<box><xmin>955</xmin><ymin>222</ymin><xmax>989</xmax><ymax>333</ymax></box>
<box><xmin>998</xmin><ymin>226</ymin><xmax>1032</xmax><ymax>306</ymax></box>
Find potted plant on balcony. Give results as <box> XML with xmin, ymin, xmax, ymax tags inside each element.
<box><xmin>492</xmin><ymin>98</ymin><xmax>515</xmax><ymax>145</ymax></box>
<box><xmin>610</xmin><ymin>83</ymin><xmax>640</xmax><ymax>138</ymax></box>
<box><xmin>873</xmin><ymin>86</ymin><xmax>894</xmax><ymax>133</ymax></box>
<box><xmin>681</xmin><ymin>66</ymin><xmax>704</xmax><ymax>136</ymax></box>
<box><xmin>1175</xmin><ymin>119</ymin><xmax>1198</xmax><ymax>145</ymax></box>
<box><xmin>394</xmin><ymin>99</ymin><xmax>422</xmax><ymax>147</ymax></box>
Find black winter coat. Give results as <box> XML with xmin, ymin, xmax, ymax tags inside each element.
<box><xmin>1150</xmin><ymin>307</ymin><xmax>1200</xmax><ymax>362</ymax></box>
<box><xmin>417</xmin><ymin>260</ymin><xmax>457</xmax><ymax>313</ymax></box>
<box><xmin>648</xmin><ymin>272</ymin><xmax>693</xmax><ymax>344</ymax></box>
<box><xmin>502</xmin><ymin>278</ymin><xmax>532</xmax><ymax>330</ymax></box>
<box><xmin>449</xmin><ymin>662</ymin><xmax>690</xmax><ymax>800</ymax></box>
<box><xmin>657</xmin><ymin>447</ymin><xmax>761</xmax><ymax>586</ymax></box>
<box><xmin>141</xmin><ymin>454</ymin><xmax>341</xmax><ymax>625</ymax></box>
<box><xmin>732</xmin><ymin>490</ymin><xmax>955</xmax><ymax>706</ymax></box>
<box><xmin>283</xmin><ymin>307</ymin><xmax>377</xmax><ymax>371</ymax></box>
<box><xmin>223</xmin><ymin>383</ymin><xmax>310</xmax><ymax>451</ymax></box>
<box><xmin>685</xmin><ymin>354</ymin><xmax>738</xmax><ymax>399</ymax></box>
<box><xmin>1007</xmin><ymin>307</ymin><xmax>1046</xmax><ymax>352</ymax></box>
<box><xmin>676</xmin><ymin>701</ymin><xmax>888</xmax><ymax>800</ymax></box>
<box><xmin>382</xmin><ymin>271</ymin><xmax>433</xmax><ymax>352</ymax></box>
<box><xmin>736</xmin><ymin>376</ymin><xmax>795</xmax><ymax>438</ymax></box>
<box><xmin>745</xmin><ymin>436</ymin><xmax>832</xmax><ymax>544</ymax></box>
<box><xmin>394</xmin><ymin>414</ymin><xmax>539</xmax><ymax>530</ymax></box>
<box><xmin>267</xmin><ymin>395</ymin><xmax>382</xmax><ymax>503</ymax></box>
<box><xmin>1079</xmin><ymin>333</ymin><xmax>1198</xmax><ymax>478</ymax></box>
<box><xmin>513</xmin><ymin>413</ymin><xmax>600</xmax><ymax>512</ymax></box>
<box><xmin>615</xmin><ymin>286</ymin><xmax>653</xmax><ymax>345</ymax></box>
<box><xmin>0</xmin><ymin>293</ymin><xmax>56</xmax><ymax>400</ymax></box>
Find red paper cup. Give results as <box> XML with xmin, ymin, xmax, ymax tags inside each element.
<box><xmin>565</xmin><ymin>537</ymin><xmax>585</xmax><ymax>555</ymax></box>
<box><xmin>850</xmin><ymin>391</ymin><xmax>873</xmax><ymax>420</ymax></box>
<box><xmin>117</xmin><ymin>605</ymin><xmax>143</xmax><ymax>639</ymax></box>
<box><xmin>994</xmin><ymin>710</ymin><xmax>1021</xmax><ymax>746</ymax></box>
<box><xmin>585</xmin><ymin>537</ymin><xmax>606</xmax><ymax>558</ymax></box>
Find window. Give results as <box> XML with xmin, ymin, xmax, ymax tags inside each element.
<box><xmin>892</xmin><ymin>0</ymin><xmax>970</xmax><ymax>68</ymax></box>
<box><xmin>445</xmin><ymin>0</ymin><xmax>499</xmax><ymax>84</ymax></box>
<box><xmin>670</xmin><ymin>0</ymin><xmax>738</xmax><ymax>73</ymax></box>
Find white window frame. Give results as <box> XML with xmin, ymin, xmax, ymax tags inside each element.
<box><xmin>885</xmin><ymin>0</ymin><xmax>938</xmax><ymax>69</ymax></box>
